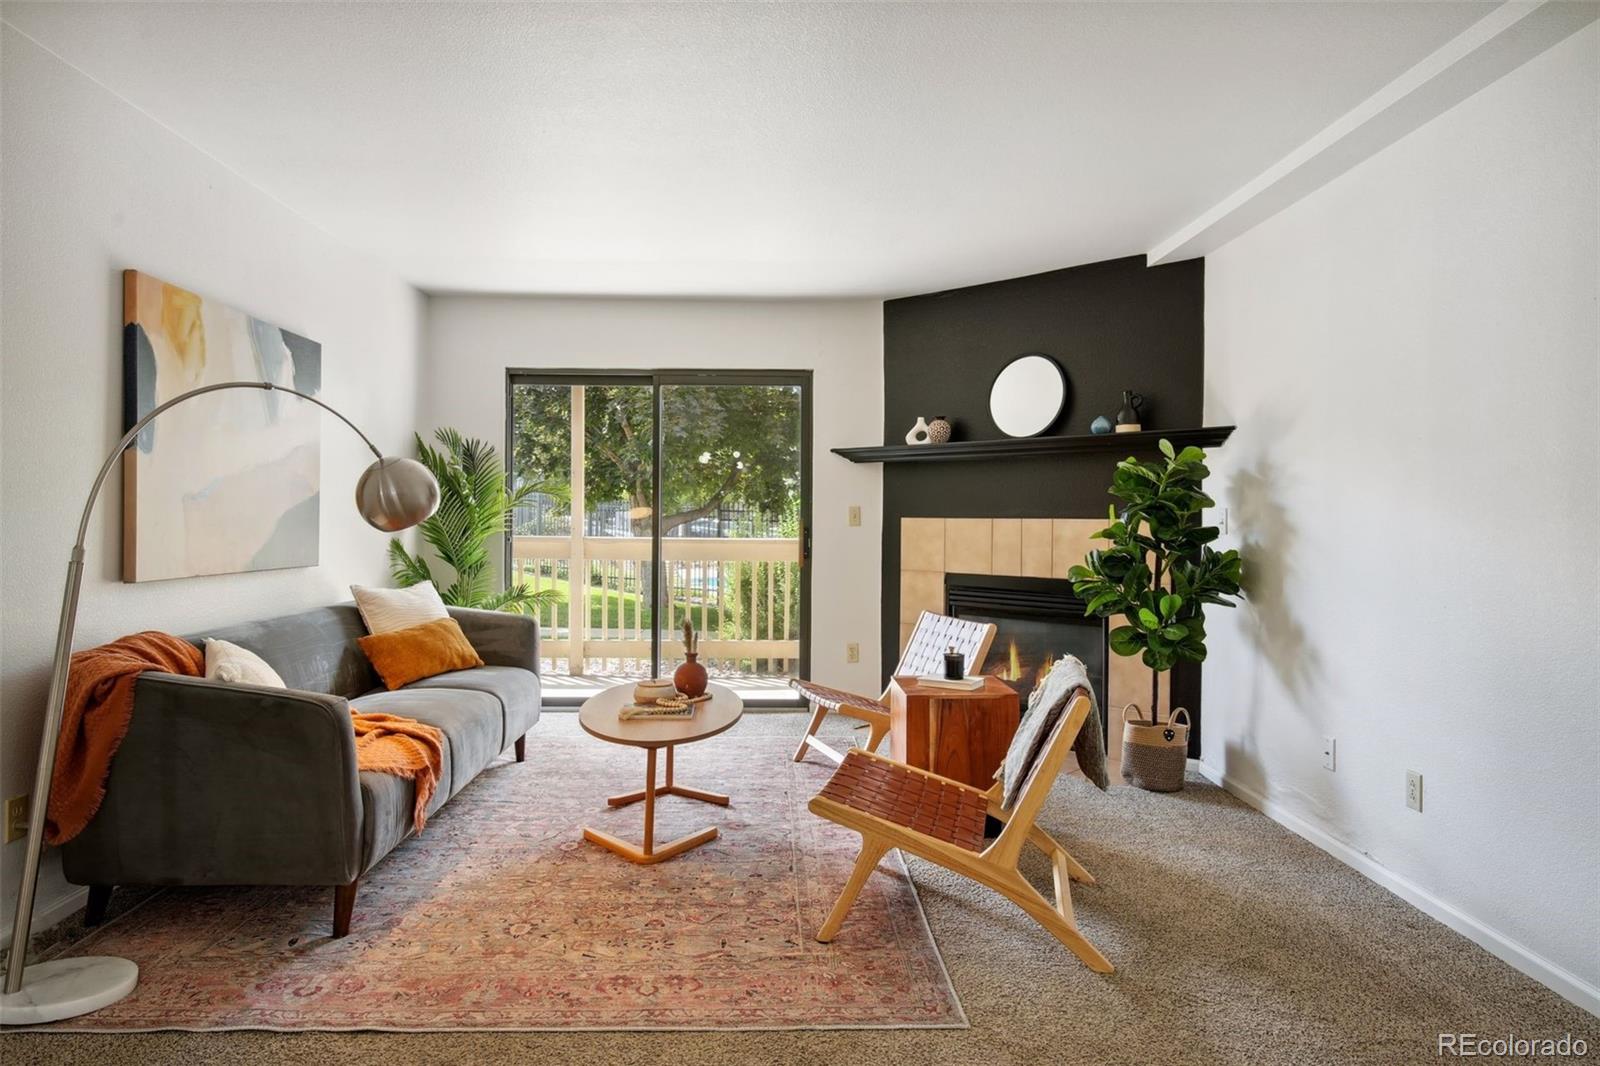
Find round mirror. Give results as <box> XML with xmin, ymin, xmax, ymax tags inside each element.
<box><xmin>989</xmin><ymin>353</ymin><xmax>1067</xmax><ymax>437</ymax></box>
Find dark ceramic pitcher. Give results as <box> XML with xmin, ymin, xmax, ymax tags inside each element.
<box><xmin>1116</xmin><ymin>391</ymin><xmax>1145</xmax><ymax>426</ymax></box>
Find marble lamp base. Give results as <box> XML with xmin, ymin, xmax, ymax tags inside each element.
<box><xmin>0</xmin><ymin>956</ymin><xmax>137</xmax><ymax>1025</ymax></box>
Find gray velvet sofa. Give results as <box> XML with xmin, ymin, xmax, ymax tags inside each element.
<box><xmin>61</xmin><ymin>604</ymin><xmax>540</xmax><ymax>937</ymax></box>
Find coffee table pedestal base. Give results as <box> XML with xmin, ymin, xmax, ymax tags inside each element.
<box><xmin>583</xmin><ymin>744</ymin><xmax>728</xmax><ymax>865</ymax></box>
<box><xmin>582</xmin><ymin>824</ymin><xmax>719</xmax><ymax>865</ymax></box>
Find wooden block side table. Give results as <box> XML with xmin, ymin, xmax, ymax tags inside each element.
<box><xmin>888</xmin><ymin>675</ymin><xmax>1021</xmax><ymax>790</ymax></box>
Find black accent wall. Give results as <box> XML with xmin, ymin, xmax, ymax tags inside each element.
<box><xmin>880</xmin><ymin>254</ymin><xmax>1206</xmax><ymax>743</ymax></box>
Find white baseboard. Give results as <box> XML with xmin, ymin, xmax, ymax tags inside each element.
<box><xmin>1194</xmin><ymin>760</ymin><xmax>1599</xmax><ymax>1018</ymax></box>
<box><xmin>0</xmin><ymin>885</ymin><xmax>88</xmax><ymax>949</ymax></box>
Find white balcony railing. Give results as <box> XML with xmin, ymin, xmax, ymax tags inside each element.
<box><xmin>511</xmin><ymin>535</ymin><xmax>801</xmax><ymax>678</ymax></box>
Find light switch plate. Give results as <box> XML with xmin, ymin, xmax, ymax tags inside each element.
<box><xmin>1321</xmin><ymin>736</ymin><xmax>1336</xmax><ymax>771</ymax></box>
<box><xmin>847</xmin><ymin>505</ymin><xmax>861</xmax><ymax>527</ymax></box>
<box><xmin>846</xmin><ymin>642</ymin><xmax>860</xmax><ymax>664</ymax></box>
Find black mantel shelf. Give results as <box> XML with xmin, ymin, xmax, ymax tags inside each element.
<box><xmin>832</xmin><ymin>426</ymin><xmax>1235</xmax><ymax>464</ymax></box>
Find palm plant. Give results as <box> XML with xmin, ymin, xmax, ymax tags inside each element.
<box><xmin>1069</xmin><ymin>439</ymin><xmax>1243</xmax><ymax>719</ymax></box>
<box><xmin>388</xmin><ymin>428</ymin><xmax>559</xmax><ymax>615</ymax></box>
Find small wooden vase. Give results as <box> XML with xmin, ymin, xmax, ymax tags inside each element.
<box><xmin>674</xmin><ymin>652</ymin><xmax>708</xmax><ymax>699</ymax></box>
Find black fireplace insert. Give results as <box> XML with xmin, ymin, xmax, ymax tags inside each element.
<box><xmin>944</xmin><ymin>573</ymin><xmax>1109</xmax><ymax>743</ymax></box>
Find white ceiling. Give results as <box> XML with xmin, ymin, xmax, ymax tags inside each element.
<box><xmin>4</xmin><ymin>2</ymin><xmax>1492</xmax><ymax>298</ymax></box>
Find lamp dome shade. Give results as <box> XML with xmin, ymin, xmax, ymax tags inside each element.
<box><xmin>355</xmin><ymin>457</ymin><xmax>440</xmax><ymax>532</ymax></box>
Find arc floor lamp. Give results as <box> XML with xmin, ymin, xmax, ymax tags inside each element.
<box><xmin>0</xmin><ymin>381</ymin><xmax>440</xmax><ymax>1025</ymax></box>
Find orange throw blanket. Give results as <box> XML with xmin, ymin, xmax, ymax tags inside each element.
<box><xmin>47</xmin><ymin>632</ymin><xmax>203</xmax><ymax>844</ymax></box>
<box><xmin>48</xmin><ymin>631</ymin><xmax>445</xmax><ymax>844</ymax></box>
<box><xmin>350</xmin><ymin>712</ymin><xmax>445</xmax><ymax>834</ymax></box>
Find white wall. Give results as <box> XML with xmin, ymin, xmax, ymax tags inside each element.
<box><xmin>423</xmin><ymin>295</ymin><xmax>884</xmax><ymax>695</ymax></box>
<box><xmin>1202</xmin><ymin>24</ymin><xmax>1598</xmax><ymax>1009</ymax></box>
<box><xmin>0</xmin><ymin>27</ymin><xmax>425</xmax><ymax>935</ymax></box>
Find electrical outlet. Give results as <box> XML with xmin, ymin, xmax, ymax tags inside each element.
<box><xmin>847</xmin><ymin>505</ymin><xmax>861</xmax><ymax>527</ymax></box>
<box><xmin>1406</xmin><ymin>770</ymin><xmax>1423</xmax><ymax>812</ymax></box>
<box><xmin>1321</xmin><ymin>736</ymin><xmax>1336</xmax><ymax>771</ymax></box>
<box><xmin>4</xmin><ymin>794</ymin><xmax>29</xmax><ymax>844</ymax></box>
<box><xmin>845</xmin><ymin>642</ymin><xmax>860</xmax><ymax>664</ymax></box>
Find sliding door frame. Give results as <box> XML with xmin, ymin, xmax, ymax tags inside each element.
<box><xmin>504</xmin><ymin>368</ymin><xmax>813</xmax><ymax>698</ymax></box>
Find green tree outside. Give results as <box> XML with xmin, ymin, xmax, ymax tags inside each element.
<box><xmin>510</xmin><ymin>383</ymin><xmax>802</xmax><ymax>651</ymax></box>
<box><xmin>511</xmin><ymin>383</ymin><xmax>800</xmax><ymax>537</ymax></box>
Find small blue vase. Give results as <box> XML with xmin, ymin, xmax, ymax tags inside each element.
<box><xmin>1090</xmin><ymin>415</ymin><xmax>1113</xmax><ymax>435</ymax></box>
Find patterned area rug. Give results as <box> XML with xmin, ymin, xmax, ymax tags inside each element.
<box><xmin>30</xmin><ymin>731</ymin><xmax>965</xmax><ymax>1032</ymax></box>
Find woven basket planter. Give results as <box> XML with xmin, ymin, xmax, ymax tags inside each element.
<box><xmin>1120</xmin><ymin>704</ymin><xmax>1190</xmax><ymax>792</ymax></box>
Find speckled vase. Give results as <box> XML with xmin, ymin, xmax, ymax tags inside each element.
<box><xmin>927</xmin><ymin>416</ymin><xmax>952</xmax><ymax>444</ymax></box>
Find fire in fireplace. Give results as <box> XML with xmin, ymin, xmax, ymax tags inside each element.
<box><xmin>945</xmin><ymin>573</ymin><xmax>1108</xmax><ymax>732</ymax></box>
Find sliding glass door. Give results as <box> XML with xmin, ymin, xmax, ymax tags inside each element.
<box><xmin>507</xmin><ymin>370</ymin><xmax>810</xmax><ymax>703</ymax></box>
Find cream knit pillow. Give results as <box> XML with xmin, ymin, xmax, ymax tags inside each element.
<box><xmin>351</xmin><ymin>580</ymin><xmax>450</xmax><ymax>634</ymax></box>
<box><xmin>204</xmin><ymin>639</ymin><xmax>287</xmax><ymax>688</ymax></box>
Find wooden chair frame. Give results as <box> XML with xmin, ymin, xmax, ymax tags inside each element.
<box><xmin>807</xmin><ymin>691</ymin><xmax>1112</xmax><ymax>973</ymax></box>
<box><xmin>792</xmin><ymin>612</ymin><xmax>996</xmax><ymax>765</ymax></box>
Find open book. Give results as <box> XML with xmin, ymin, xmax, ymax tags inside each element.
<box><xmin>913</xmin><ymin>675</ymin><xmax>984</xmax><ymax>691</ymax></box>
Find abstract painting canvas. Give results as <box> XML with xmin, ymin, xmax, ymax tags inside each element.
<box><xmin>121</xmin><ymin>270</ymin><xmax>322</xmax><ymax>582</ymax></box>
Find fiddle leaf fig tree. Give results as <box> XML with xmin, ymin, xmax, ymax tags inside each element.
<box><xmin>1068</xmin><ymin>439</ymin><xmax>1243</xmax><ymax>719</ymax></box>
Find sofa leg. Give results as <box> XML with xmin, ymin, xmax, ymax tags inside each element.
<box><xmin>84</xmin><ymin>885</ymin><xmax>113</xmax><ymax>927</ymax></box>
<box><xmin>514</xmin><ymin>735</ymin><xmax>526</xmax><ymax>763</ymax></box>
<box><xmin>333</xmin><ymin>880</ymin><xmax>359</xmax><ymax>938</ymax></box>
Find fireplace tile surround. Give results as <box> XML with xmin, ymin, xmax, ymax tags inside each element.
<box><xmin>900</xmin><ymin>517</ymin><xmax>1173</xmax><ymax>776</ymax></box>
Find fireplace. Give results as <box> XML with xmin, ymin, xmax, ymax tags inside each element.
<box><xmin>945</xmin><ymin>573</ymin><xmax>1108</xmax><ymax>739</ymax></box>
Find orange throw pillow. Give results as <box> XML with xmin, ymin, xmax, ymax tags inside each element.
<box><xmin>358</xmin><ymin>617</ymin><xmax>485</xmax><ymax>691</ymax></box>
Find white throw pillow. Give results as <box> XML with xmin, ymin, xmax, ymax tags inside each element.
<box><xmin>351</xmin><ymin>580</ymin><xmax>449</xmax><ymax>634</ymax></box>
<box><xmin>204</xmin><ymin>639</ymin><xmax>287</xmax><ymax>688</ymax></box>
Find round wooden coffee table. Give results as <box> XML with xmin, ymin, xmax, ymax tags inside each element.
<box><xmin>578</xmin><ymin>681</ymin><xmax>744</xmax><ymax>864</ymax></box>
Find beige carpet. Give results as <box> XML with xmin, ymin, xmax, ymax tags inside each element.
<box><xmin>3</xmin><ymin>711</ymin><xmax>1594</xmax><ymax>1063</ymax></box>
